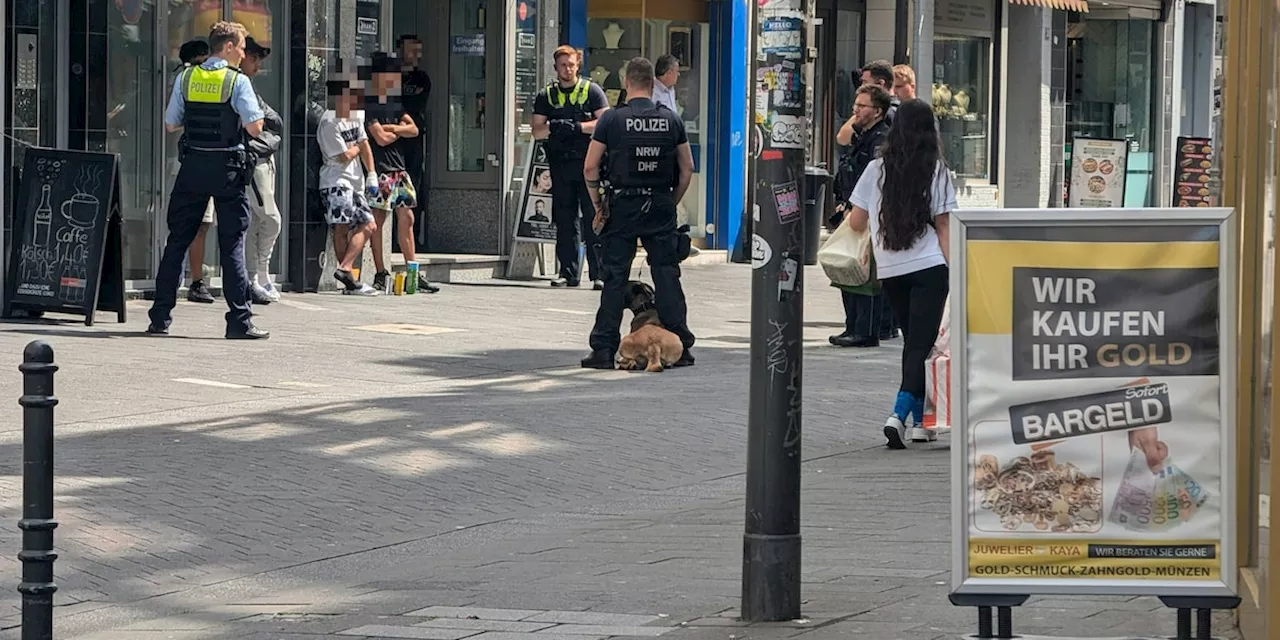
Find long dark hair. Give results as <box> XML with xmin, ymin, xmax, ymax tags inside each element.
<box><xmin>878</xmin><ymin>99</ymin><xmax>943</xmax><ymax>252</ymax></box>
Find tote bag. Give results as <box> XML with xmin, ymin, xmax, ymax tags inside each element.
<box><xmin>818</xmin><ymin>222</ymin><xmax>874</xmax><ymax>287</ymax></box>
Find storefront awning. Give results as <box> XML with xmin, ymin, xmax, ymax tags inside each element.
<box><xmin>1008</xmin><ymin>0</ymin><xmax>1089</xmax><ymax>12</ymax></box>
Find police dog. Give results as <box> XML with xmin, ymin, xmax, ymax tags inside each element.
<box><xmin>617</xmin><ymin>281</ymin><xmax>683</xmax><ymax>372</ymax></box>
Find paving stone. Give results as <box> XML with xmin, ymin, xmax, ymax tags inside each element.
<box><xmin>337</xmin><ymin>624</ymin><xmax>482</xmax><ymax>639</ymax></box>
<box><xmin>416</xmin><ymin>618</ymin><xmax>558</xmax><ymax>633</ymax></box>
<box><xmin>525</xmin><ymin>611</ymin><xmax>663</xmax><ymax>626</ymax></box>
<box><xmin>534</xmin><ymin>624</ymin><xmax>671</xmax><ymax>636</ymax></box>
<box><xmin>469</xmin><ymin>634</ymin><xmax>605</xmax><ymax>640</ymax></box>
<box><xmin>406</xmin><ymin>607</ymin><xmax>546</xmax><ymax>621</ymax></box>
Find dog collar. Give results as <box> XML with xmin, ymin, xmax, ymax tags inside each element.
<box><xmin>635</xmin><ymin>300</ymin><xmax>657</xmax><ymax>314</ymax></box>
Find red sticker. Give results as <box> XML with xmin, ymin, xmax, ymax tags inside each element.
<box><xmin>761</xmin><ymin>150</ymin><xmax>783</xmax><ymax>160</ymax></box>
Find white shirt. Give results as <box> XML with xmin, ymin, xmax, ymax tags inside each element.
<box><xmin>849</xmin><ymin>158</ymin><xmax>957</xmax><ymax>279</ymax></box>
<box><xmin>654</xmin><ymin>79</ymin><xmax>678</xmax><ymax>114</ymax></box>
<box><xmin>316</xmin><ymin>110</ymin><xmax>367</xmax><ymax>191</ymax></box>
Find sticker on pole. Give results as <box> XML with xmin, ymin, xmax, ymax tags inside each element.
<box><xmin>751</xmin><ymin>234</ymin><xmax>772</xmax><ymax>269</ymax></box>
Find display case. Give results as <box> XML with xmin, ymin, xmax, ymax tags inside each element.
<box><xmin>933</xmin><ymin>35</ymin><xmax>990</xmax><ymax>180</ymax></box>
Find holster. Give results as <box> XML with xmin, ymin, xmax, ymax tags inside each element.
<box><xmin>229</xmin><ymin>149</ymin><xmax>264</xmax><ymax>207</ymax></box>
<box><xmin>676</xmin><ymin>224</ymin><xmax>692</xmax><ymax>262</ymax></box>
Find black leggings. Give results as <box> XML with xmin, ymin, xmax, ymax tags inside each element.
<box><xmin>881</xmin><ymin>265</ymin><xmax>949</xmax><ymax>397</ymax></box>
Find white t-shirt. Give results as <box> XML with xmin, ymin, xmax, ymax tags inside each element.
<box><xmin>849</xmin><ymin>158</ymin><xmax>957</xmax><ymax>280</ymax></box>
<box><xmin>316</xmin><ymin>110</ymin><xmax>367</xmax><ymax>192</ymax></box>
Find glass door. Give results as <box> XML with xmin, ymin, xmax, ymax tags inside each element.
<box><xmin>437</xmin><ymin>0</ymin><xmax>503</xmax><ymax>187</ymax></box>
<box><xmin>502</xmin><ymin>0</ymin><xmax>557</xmax><ymax>253</ymax></box>
<box><xmin>108</xmin><ymin>0</ymin><xmax>160</xmax><ymax>281</ymax></box>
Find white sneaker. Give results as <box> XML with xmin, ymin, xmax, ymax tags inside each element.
<box><xmin>262</xmin><ymin>282</ymin><xmax>281</xmax><ymax>302</ymax></box>
<box><xmin>909</xmin><ymin>427</ymin><xmax>938</xmax><ymax>443</ymax></box>
<box><xmin>883</xmin><ymin>415</ymin><xmax>907</xmax><ymax>450</ymax></box>
<box><xmin>343</xmin><ymin>283</ymin><xmax>380</xmax><ymax>296</ymax></box>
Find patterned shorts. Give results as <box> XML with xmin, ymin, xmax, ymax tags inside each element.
<box><xmin>370</xmin><ymin>171</ymin><xmax>418</xmax><ymax>211</ymax></box>
<box><xmin>321</xmin><ymin>186</ymin><xmax>374</xmax><ymax>226</ymax></box>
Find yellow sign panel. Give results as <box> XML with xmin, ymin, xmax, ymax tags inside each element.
<box><xmin>969</xmin><ymin>539</ymin><xmax>1221</xmax><ymax>581</ymax></box>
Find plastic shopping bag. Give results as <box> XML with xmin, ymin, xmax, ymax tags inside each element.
<box><xmin>817</xmin><ymin>221</ymin><xmax>874</xmax><ymax>287</ymax></box>
<box><xmin>923</xmin><ymin>295</ymin><xmax>952</xmax><ymax>430</ymax></box>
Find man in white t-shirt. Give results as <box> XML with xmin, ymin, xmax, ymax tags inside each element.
<box><xmin>316</xmin><ymin>80</ymin><xmax>380</xmax><ymax>296</ymax></box>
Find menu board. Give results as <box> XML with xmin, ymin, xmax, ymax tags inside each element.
<box><xmin>1173</xmin><ymin>137</ymin><xmax>1216</xmax><ymax>208</ymax></box>
<box><xmin>1067</xmin><ymin>138</ymin><xmax>1128</xmax><ymax>209</ymax></box>
<box><xmin>3</xmin><ymin>148</ymin><xmax>126</xmax><ymax>325</ymax></box>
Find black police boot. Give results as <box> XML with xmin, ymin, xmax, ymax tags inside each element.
<box><xmin>145</xmin><ymin>324</ymin><xmax>169</xmax><ymax>336</ymax></box>
<box><xmin>829</xmin><ymin>331</ymin><xmax>852</xmax><ymax>345</ymax></box>
<box><xmin>580</xmin><ymin>349</ymin><xmax>616</xmax><ymax>369</ymax></box>
<box><xmin>831</xmin><ymin>334</ymin><xmax>879</xmax><ymax>348</ymax></box>
<box><xmin>672</xmin><ymin>349</ymin><xmax>695</xmax><ymax>368</ymax></box>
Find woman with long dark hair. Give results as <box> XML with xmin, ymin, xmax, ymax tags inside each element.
<box><xmin>844</xmin><ymin>99</ymin><xmax>956</xmax><ymax>449</ymax></box>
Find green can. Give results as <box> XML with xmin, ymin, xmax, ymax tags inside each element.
<box><xmin>406</xmin><ymin>262</ymin><xmax>419</xmax><ymax>295</ymax></box>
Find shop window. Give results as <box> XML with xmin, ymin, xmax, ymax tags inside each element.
<box><xmin>933</xmin><ymin>34</ymin><xmax>990</xmax><ymax>180</ymax></box>
<box><xmin>447</xmin><ymin>0</ymin><xmax>489</xmax><ymax>172</ymax></box>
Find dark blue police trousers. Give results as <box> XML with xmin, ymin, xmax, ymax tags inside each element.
<box><xmin>148</xmin><ymin>151</ymin><xmax>254</xmax><ymax>333</ymax></box>
<box><xmin>843</xmin><ymin>289</ymin><xmax>896</xmax><ymax>338</ymax></box>
<box><xmin>588</xmin><ymin>193</ymin><xmax>695</xmax><ymax>353</ymax></box>
<box><xmin>550</xmin><ymin>159</ymin><xmax>601</xmax><ymax>283</ymax></box>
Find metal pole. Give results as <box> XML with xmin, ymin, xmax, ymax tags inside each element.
<box><xmin>18</xmin><ymin>341</ymin><xmax>57</xmax><ymax>640</ymax></box>
<box><xmin>741</xmin><ymin>0</ymin><xmax>809</xmax><ymax>623</ymax></box>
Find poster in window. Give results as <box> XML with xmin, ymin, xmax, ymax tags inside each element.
<box><xmin>1173</xmin><ymin>137</ymin><xmax>1215</xmax><ymax>208</ymax></box>
<box><xmin>1067</xmin><ymin>138</ymin><xmax>1128</xmax><ymax>208</ymax></box>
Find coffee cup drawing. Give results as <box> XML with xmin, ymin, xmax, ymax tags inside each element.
<box><xmin>61</xmin><ymin>193</ymin><xmax>100</xmax><ymax>228</ymax></box>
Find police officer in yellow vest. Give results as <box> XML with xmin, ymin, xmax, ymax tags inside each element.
<box><xmin>148</xmin><ymin>21</ymin><xmax>268</xmax><ymax>339</ymax></box>
<box><xmin>532</xmin><ymin>45</ymin><xmax>610</xmax><ymax>289</ymax></box>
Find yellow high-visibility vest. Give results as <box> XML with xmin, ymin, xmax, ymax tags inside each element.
<box><xmin>546</xmin><ymin>79</ymin><xmax>589</xmax><ymax>108</ymax></box>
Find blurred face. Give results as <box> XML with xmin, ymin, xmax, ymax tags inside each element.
<box><xmin>240</xmin><ymin>53</ymin><xmax>262</xmax><ymax>76</ymax></box>
<box><xmin>374</xmin><ymin>71</ymin><xmax>400</xmax><ymax>100</ymax></box>
<box><xmin>535</xmin><ymin>200</ymin><xmax>545</xmax><ymax>214</ymax></box>
<box><xmin>554</xmin><ymin>53</ymin><xmax>579</xmax><ymax>85</ymax></box>
<box><xmin>860</xmin><ymin>70</ymin><xmax>888</xmax><ymax>90</ymax></box>
<box><xmin>892</xmin><ymin>78</ymin><xmax>916</xmax><ymax>101</ymax></box>
<box><xmin>659</xmin><ymin>67</ymin><xmax>679</xmax><ymax>88</ymax></box>
<box><xmin>853</xmin><ymin>93</ymin><xmax>883</xmax><ymax>130</ymax></box>
<box><xmin>400</xmin><ymin>39</ymin><xmax>423</xmax><ymax>67</ymax></box>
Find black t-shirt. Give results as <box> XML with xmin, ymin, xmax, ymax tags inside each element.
<box><xmin>401</xmin><ymin>68</ymin><xmax>431</xmax><ymax>127</ymax></box>
<box><xmin>366</xmin><ymin>100</ymin><xmax>413</xmax><ymax>173</ymax></box>
<box><xmin>533</xmin><ymin>79</ymin><xmax>608</xmax><ymax>162</ymax></box>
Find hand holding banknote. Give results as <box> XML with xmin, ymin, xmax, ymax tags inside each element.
<box><xmin>1128</xmin><ymin>427</ymin><xmax>1168</xmax><ymax>470</ymax></box>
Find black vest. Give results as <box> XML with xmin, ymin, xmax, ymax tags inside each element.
<box><xmin>606</xmin><ymin>101</ymin><xmax>678</xmax><ymax>189</ymax></box>
<box><xmin>542</xmin><ymin>79</ymin><xmax>595</xmax><ymax>162</ymax></box>
<box><xmin>180</xmin><ymin>65</ymin><xmax>243</xmax><ymax>150</ymax></box>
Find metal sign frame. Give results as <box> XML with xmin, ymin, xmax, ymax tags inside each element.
<box><xmin>948</xmin><ymin>207</ymin><xmax>1238</xmax><ymax>597</ymax></box>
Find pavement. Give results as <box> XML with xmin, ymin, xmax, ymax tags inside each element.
<box><xmin>0</xmin><ymin>264</ymin><xmax>1241</xmax><ymax>640</ymax></box>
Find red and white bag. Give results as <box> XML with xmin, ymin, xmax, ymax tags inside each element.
<box><xmin>922</xmin><ymin>295</ymin><xmax>951</xmax><ymax>430</ymax></box>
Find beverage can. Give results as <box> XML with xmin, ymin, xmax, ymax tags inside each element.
<box><xmin>406</xmin><ymin>262</ymin><xmax>419</xmax><ymax>295</ymax></box>
<box><xmin>394</xmin><ymin>272</ymin><xmax>406</xmax><ymax>295</ymax></box>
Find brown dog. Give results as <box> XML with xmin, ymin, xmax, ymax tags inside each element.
<box><xmin>616</xmin><ymin>281</ymin><xmax>683</xmax><ymax>372</ymax></box>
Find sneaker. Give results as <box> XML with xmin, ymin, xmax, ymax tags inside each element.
<box><xmin>580</xmin><ymin>349</ymin><xmax>616</xmax><ymax>369</ymax></box>
<box><xmin>343</xmin><ymin>283</ymin><xmax>380</xmax><ymax>296</ymax></box>
<box><xmin>884</xmin><ymin>415</ymin><xmax>907</xmax><ymax>450</ymax></box>
<box><xmin>551</xmin><ymin>278</ymin><xmax>570</xmax><ymax>288</ymax></box>
<box><xmin>250</xmin><ymin>284</ymin><xmax>274</xmax><ymax>305</ymax></box>
<box><xmin>145</xmin><ymin>323</ymin><xmax>169</xmax><ymax>335</ymax></box>
<box><xmin>261</xmin><ymin>282</ymin><xmax>281</xmax><ymax>302</ymax></box>
<box><xmin>909</xmin><ymin>427</ymin><xmax>938</xmax><ymax>443</ymax></box>
<box><xmin>418</xmin><ymin>273</ymin><xmax>441</xmax><ymax>294</ymax></box>
<box><xmin>592</xmin><ymin>280</ymin><xmax>604</xmax><ymax>291</ymax></box>
<box><xmin>187</xmin><ymin>280</ymin><xmax>215</xmax><ymax>303</ymax></box>
<box><xmin>373</xmin><ymin>271</ymin><xmax>390</xmax><ymax>292</ymax></box>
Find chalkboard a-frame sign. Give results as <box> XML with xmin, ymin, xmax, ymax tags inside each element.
<box><xmin>3</xmin><ymin>148</ymin><xmax>127</xmax><ymax>326</ymax></box>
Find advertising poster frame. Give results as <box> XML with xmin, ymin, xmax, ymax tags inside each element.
<box><xmin>1066</xmin><ymin>138</ymin><xmax>1129</xmax><ymax>208</ymax></box>
<box><xmin>949</xmin><ymin>208</ymin><xmax>1238</xmax><ymax>599</ymax></box>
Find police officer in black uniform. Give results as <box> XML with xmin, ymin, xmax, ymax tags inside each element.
<box><xmin>580</xmin><ymin>57</ymin><xmax>696</xmax><ymax>369</ymax></box>
<box><xmin>532</xmin><ymin>45</ymin><xmax>610</xmax><ymax>289</ymax></box>
<box><xmin>147</xmin><ymin>21</ymin><xmax>268</xmax><ymax>339</ymax></box>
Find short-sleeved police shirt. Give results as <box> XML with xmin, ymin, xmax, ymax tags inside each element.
<box><xmin>533</xmin><ymin>80</ymin><xmax>608</xmax><ymax>160</ymax></box>
<box><xmin>592</xmin><ymin>98</ymin><xmax>687</xmax><ymax>188</ymax></box>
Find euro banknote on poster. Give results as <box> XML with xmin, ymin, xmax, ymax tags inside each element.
<box><xmin>950</xmin><ymin>209</ymin><xmax>1237</xmax><ymax>598</ymax></box>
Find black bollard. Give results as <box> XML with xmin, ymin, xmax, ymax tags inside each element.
<box><xmin>18</xmin><ymin>341</ymin><xmax>58</xmax><ymax>640</ymax></box>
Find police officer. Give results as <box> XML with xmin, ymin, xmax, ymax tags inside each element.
<box><xmin>580</xmin><ymin>57</ymin><xmax>695</xmax><ymax>369</ymax></box>
<box><xmin>147</xmin><ymin>21</ymin><xmax>268</xmax><ymax>339</ymax></box>
<box><xmin>532</xmin><ymin>45</ymin><xmax>610</xmax><ymax>289</ymax></box>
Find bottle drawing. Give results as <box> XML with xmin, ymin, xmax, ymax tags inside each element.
<box><xmin>33</xmin><ymin>184</ymin><xmax>52</xmax><ymax>248</ymax></box>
